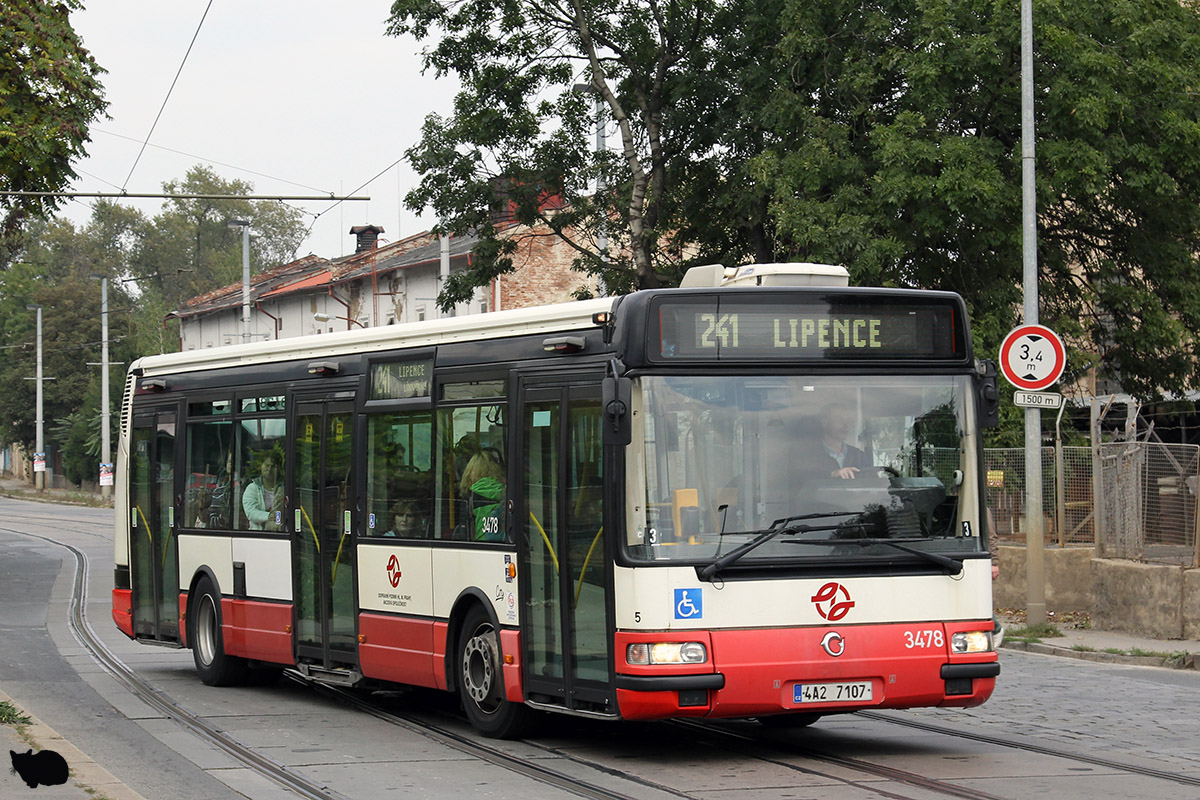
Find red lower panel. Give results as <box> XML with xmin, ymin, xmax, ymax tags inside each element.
<box><xmin>358</xmin><ymin>614</ymin><xmax>439</xmax><ymax>689</ymax></box>
<box><xmin>614</xmin><ymin>622</ymin><xmax>997</xmax><ymax>721</ymax></box>
<box><xmin>112</xmin><ymin>589</ymin><xmax>133</xmax><ymax>639</ymax></box>
<box><xmin>432</xmin><ymin>621</ymin><xmax>449</xmax><ymax>691</ymax></box>
<box><xmin>178</xmin><ymin>593</ymin><xmax>188</xmax><ymax>645</ymax></box>
<box><xmin>220</xmin><ymin>598</ymin><xmax>294</xmax><ymax>665</ymax></box>
<box><xmin>499</xmin><ymin>629</ymin><xmax>523</xmax><ymax>703</ymax></box>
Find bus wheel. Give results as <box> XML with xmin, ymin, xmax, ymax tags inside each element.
<box><xmin>759</xmin><ymin>713</ymin><xmax>822</xmax><ymax>729</ymax></box>
<box><xmin>457</xmin><ymin>606</ymin><xmax>535</xmax><ymax>738</ymax></box>
<box><xmin>190</xmin><ymin>577</ymin><xmax>248</xmax><ymax>686</ymax></box>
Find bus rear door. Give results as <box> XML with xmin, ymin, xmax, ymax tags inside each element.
<box><xmin>129</xmin><ymin>403</ymin><xmax>181</xmax><ymax>643</ymax></box>
<box><xmin>517</xmin><ymin>376</ymin><xmax>615</xmax><ymax>716</ymax></box>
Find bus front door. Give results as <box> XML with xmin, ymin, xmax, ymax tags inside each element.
<box><xmin>129</xmin><ymin>407</ymin><xmax>181</xmax><ymax>643</ymax></box>
<box><xmin>518</xmin><ymin>380</ymin><xmax>614</xmax><ymax>715</ymax></box>
<box><xmin>293</xmin><ymin>398</ymin><xmax>358</xmax><ymax>672</ymax></box>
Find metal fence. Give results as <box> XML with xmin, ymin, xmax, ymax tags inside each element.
<box><xmin>984</xmin><ymin>443</ymin><xmax>1200</xmax><ymax>566</ymax></box>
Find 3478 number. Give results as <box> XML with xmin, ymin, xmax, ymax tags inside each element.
<box><xmin>903</xmin><ymin>629</ymin><xmax>944</xmax><ymax>649</ymax></box>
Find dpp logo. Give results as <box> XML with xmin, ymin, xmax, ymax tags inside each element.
<box><xmin>674</xmin><ymin>588</ymin><xmax>702</xmax><ymax>620</ymax></box>
<box><xmin>811</xmin><ymin>582</ymin><xmax>855</xmax><ymax>621</ymax></box>
<box><xmin>387</xmin><ymin>554</ymin><xmax>402</xmax><ymax>588</ymax></box>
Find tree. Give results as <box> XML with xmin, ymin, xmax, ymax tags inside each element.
<box><xmin>130</xmin><ymin>165</ymin><xmax>309</xmax><ymax>308</ymax></box>
<box><xmin>386</xmin><ymin>0</ymin><xmax>780</xmax><ymax>307</ymax></box>
<box><xmin>759</xmin><ymin>0</ymin><xmax>1200</xmax><ymax>399</ymax></box>
<box><xmin>0</xmin><ymin>0</ymin><xmax>107</xmax><ymax>262</ymax></box>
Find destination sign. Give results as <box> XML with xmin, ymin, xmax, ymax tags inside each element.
<box><xmin>652</xmin><ymin>297</ymin><xmax>964</xmax><ymax>361</ymax></box>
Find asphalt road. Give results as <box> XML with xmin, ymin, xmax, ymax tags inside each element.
<box><xmin>2</xmin><ymin>494</ymin><xmax>1199</xmax><ymax>800</ymax></box>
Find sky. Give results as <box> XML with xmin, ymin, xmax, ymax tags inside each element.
<box><xmin>63</xmin><ymin>1</ymin><xmax>457</xmax><ymax>260</ymax></box>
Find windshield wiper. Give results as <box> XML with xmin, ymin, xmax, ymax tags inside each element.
<box><xmin>698</xmin><ymin>512</ymin><xmax>856</xmax><ymax>581</ymax></box>
<box><xmin>782</xmin><ymin>536</ymin><xmax>963</xmax><ymax>576</ymax></box>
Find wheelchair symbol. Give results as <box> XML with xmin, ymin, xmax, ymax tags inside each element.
<box><xmin>674</xmin><ymin>588</ymin><xmax>702</xmax><ymax>620</ymax></box>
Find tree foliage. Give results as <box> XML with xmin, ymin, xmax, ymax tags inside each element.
<box><xmin>0</xmin><ymin>167</ymin><xmax>307</xmax><ymax>482</ymax></box>
<box><xmin>387</xmin><ymin>0</ymin><xmax>779</xmax><ymax>305</ymax></box>
<box><xmin>0</xmin><ymin>0</ymin><xmax>107</xmax><ymax>260</ymax></box>
<box><xmin>393</xmin><ymin>0</ymin><xmax>1200</xmax><ymax>400</ymax></box>
<box><xmin>760</xmin><ymin>0</ymin><xmax>1200</xmax><ymax>399</ymax></box>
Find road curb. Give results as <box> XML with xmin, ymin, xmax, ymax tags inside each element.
<box><xmin>0</xmin><ymin>690</ymin><xmax>147</xmax><ymax>800</ymax></box>
<box><xmin>1001</xmin><ymin>640</ymin><xmax>1197</xmax><ymax>670</ymax></box>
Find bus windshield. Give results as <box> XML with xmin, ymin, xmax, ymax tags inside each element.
<box><xmin>626</xmin><ymin>374</ymin><xmax>984</xmax><ymax>565</ymax></box>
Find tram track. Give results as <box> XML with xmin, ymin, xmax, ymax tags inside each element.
<box><xmin>4</xmin><ymin>519</ymin><xmax>665</xmax><ymax>800</ymax></box>
<box><xmin>860</xmin><ymin>709</ymin><xmax>1200</xmax><ymax>788</ymax></box>
<box><xmin>7</xmin><ymin>502</ymin><xmax>1197</xmax><ymax>799</ymax></box>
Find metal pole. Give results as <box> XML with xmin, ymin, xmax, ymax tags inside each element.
<box><xmin>100</xmin><ymin>277</ymin><xmax>111</xmax><ymax>500</ymax></box>
<box><xmin>33</xmin><ymin>306</ymin><xmax>44</xmax><ymax>492</ymax></box>
<box><xmin>1022</xmin><ymin>0</ymin><xmax>1046</xmax><ymax>626</ymax></box>
<box><xmin>240</xmin><ymin>223</ymin><xmax>251</xmax><ymax>342</ymax></box>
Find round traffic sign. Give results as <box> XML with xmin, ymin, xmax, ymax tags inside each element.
<box><xmin>999</xmin><ymin>325</ymin><xmax>1065</xmax><ymax>391</ymax></box>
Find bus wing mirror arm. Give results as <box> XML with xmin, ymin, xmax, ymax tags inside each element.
<box><xmin>977</xmin><ymin>359</ymin><xmax>1000</xmax><ymax>429</ymax></box>
<box><xmin>602</xmin><ymin>376</ymin><xmax>633</xmax><ymax>446</ymax></box>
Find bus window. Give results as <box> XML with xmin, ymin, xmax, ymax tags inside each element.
<box><xmin>435</xmin><ymin>403</ymin><xmax>506</xmax><ymax>541</ymax></box>
<box><xmin>236</xmin><ymin>417</ymin><xmax>287</xmax><ymax>531</ymax></box>
<box><xmin>185</xmin><ymin>417</ymin><xmax>234</xmax><ymax>529</ymax></box>
<box><xmin>366</xmin><ymin>411</ymin><xmax>433</xmax><ymax>538</ymax></box>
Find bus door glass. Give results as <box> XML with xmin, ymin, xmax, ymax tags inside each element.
<box><xmin>293</xmin><ymin>398</ymin><xmax>357</xmax><ymax>668</ymax></box>
<box><xmin>519</xmin><ymin>379</ymin><xmax>611</xmax><ymax>712</ymax></box>
<box><xmin>129</xmin><ymin>407</ymin><xmax>180</xmax><ymax>642</ymax></box>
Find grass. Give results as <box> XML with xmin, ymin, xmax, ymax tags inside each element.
<box><xmin>1005</xmin><ymin>622</ymin><xmax>1064</xmax><ymax>643</ymax></box>
<box><xmin>0</xmin><ymin>700</ymin><xmax>32</xmax><ymax>725</ymax></box>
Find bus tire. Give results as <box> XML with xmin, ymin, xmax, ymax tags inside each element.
<box><xmin>457</xmin><ymin>605</ymin><xmax>535</xmax><ymax>738</ymax></box>
<box><xmin>190</xmin><ymin>577</ymin><xmax>248</xmax><ymax>686</ymax></box>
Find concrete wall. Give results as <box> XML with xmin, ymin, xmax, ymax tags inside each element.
<box><xmin>1185</xmin><ymin>569</ymin><xmax>1200</xmax><ymax>640</ymax></box>
<box><xmin>1091</xmin><ymin>559</ymin><xmax>1186</xmax><ymax>639</ymax></box>
<box><xmin>994</xmin><ymin>545</ymin><xmax>1095</xmax><ymax>612</ymax></box>
<box><xmin>995</xmin><ymin>546</ymin><xmax>1200</xmax><ymax>639</ymax></box>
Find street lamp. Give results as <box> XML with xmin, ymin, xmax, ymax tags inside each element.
<box><xmin>89</xmin><ymin>274</ymin><xmax>112</xmax><ymax>499</ymax></box>
<box><xmin>25</xmin><ymin>304</ymin><xmax>44</xmax><ymax>491</ymax></box>
<box><xmin>313</xmin><ymin>312</ymin><xmax>366</xmax><ymax>329</ymax></box>
<box><xmin>226</xmin><ymin>219</ymin><xmax>252</xmax><ymax>342</ymax></box>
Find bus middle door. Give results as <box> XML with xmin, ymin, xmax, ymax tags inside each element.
<box><xmin>293</xmin><ymin>396</ymin><xmax>359</xmax><ymax>674</ymax></box>
<box><xmin>517</xmin><ymin>377</ymin><xmax>614</xmax><ymax>716</ymax></box>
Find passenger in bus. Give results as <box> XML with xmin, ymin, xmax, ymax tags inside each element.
<box><xmin>801</xmin><ymin>404</ymin><xmax>872</xmax><ymax>480</ymax></box>
<box><xmin>459</xmin><ymin>449</ymin><xmax>506</xmax><ymax>542</ymax></box>
<box><xmin>383</xmin><ymin>499</ymin><xmax>425</xmax><ymax>538</ymax></box>
<box><xmin>242</xmin><ymin>450</ymin><xmax>285</xmax><ymax>530</ymax></box>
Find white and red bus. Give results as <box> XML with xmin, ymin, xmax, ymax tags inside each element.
<box><xmin>112</xmin><ymin>262</ymin><xmax>1001</xmax><ymax>737</ymax></box>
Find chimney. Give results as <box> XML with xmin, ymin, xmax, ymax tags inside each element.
<box><xmin>350</xmin><ymin>224</ymin><xmax>384</xmax><ymax>253</ymax></box>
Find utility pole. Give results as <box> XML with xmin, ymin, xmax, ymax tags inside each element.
<box><xmin>25</xmin><ymin>304</ymin><xmax>44</xmax><ymax>491</ymax></box>
<box><xmin>1021</xmin><ymin>0</ymin><xmax>1046</xmax><ymax>626</ymax></box>
<box><xmin>227</xmin><ymin>219</ymin><xmax>252</xmax><ymax>342</ymax></box>
<box><xmin>89</xmin><ymin>274</ymin><xmax>113</xmax><ymax>499</ymax></box>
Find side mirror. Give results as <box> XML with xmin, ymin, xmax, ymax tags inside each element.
<box><xmin>602</xmin><ymin>375</ymin><xmax>632</xmax><ymax>446</ymax></box>
<box><xmin>977</xmin><ymin>359</ymin><xmax>1000</xmax><ymax>429</ymax></box>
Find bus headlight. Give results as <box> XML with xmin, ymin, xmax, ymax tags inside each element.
<box><xmin>951</xmin><ymin>631</ymin><xmax>993</xmax><ymax>654</ymax></box>
<box><xmin>626</xmin><ymin>642</ymin><xmax>708</xmax><ymax>665</ymax></box>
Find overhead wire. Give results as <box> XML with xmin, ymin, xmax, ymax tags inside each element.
<box><xmin>120</xmin><ymin>0</ymin><xmax>214</xmax><ymax>192</ymax></box>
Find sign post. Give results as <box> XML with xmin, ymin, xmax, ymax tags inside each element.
<box><xmin>999</xmin><ymin>324</ymin><xmax>1065</xmax><ymax>627</ymax></box>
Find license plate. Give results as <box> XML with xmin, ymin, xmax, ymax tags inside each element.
<box><xmin>794</xmin><ymin>680</ymin><xmax>873</xmax><ymax>704</ymax></box>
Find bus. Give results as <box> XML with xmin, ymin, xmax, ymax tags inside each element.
<box><xmin>112</xmin><ymin>262</ymin><xmax>1001</xmax><ymax>738</ymax></box>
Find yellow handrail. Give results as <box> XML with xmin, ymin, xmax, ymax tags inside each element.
<box><xmin>300</xmin><ymin>505</ymin><xmax>319</xmax><ymax>552</ymax></box>
<box><xmin>528</xmin><ymin>511</ymin><xmax>559</xmax><ymax>572</ymax></box>
<box><xmin>574</xmin><ymin>526</ymin><xmax>603</xmax><ymax>606</ymax></box>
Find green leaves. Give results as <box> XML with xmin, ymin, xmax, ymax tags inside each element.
<box><xmin>0</xmin><ymin>0</ymin><xmax>107</xmax><ymax>248</ymax></box>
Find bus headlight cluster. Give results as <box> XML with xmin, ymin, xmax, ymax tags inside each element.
<box><xmin>951</xmin><ymin>631</ymin><xmax>993</xmax><ymax>654</ymax></box>
<box><xmin>626</xmin><ymin>642</ymin><xmax>708</xmax><ymax>665</ymax></box>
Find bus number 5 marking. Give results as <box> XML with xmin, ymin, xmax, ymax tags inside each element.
<box><xmin>904</xmin><ymin>629</ymin><xmax>944</xmax><ymax>649</ymax></box>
